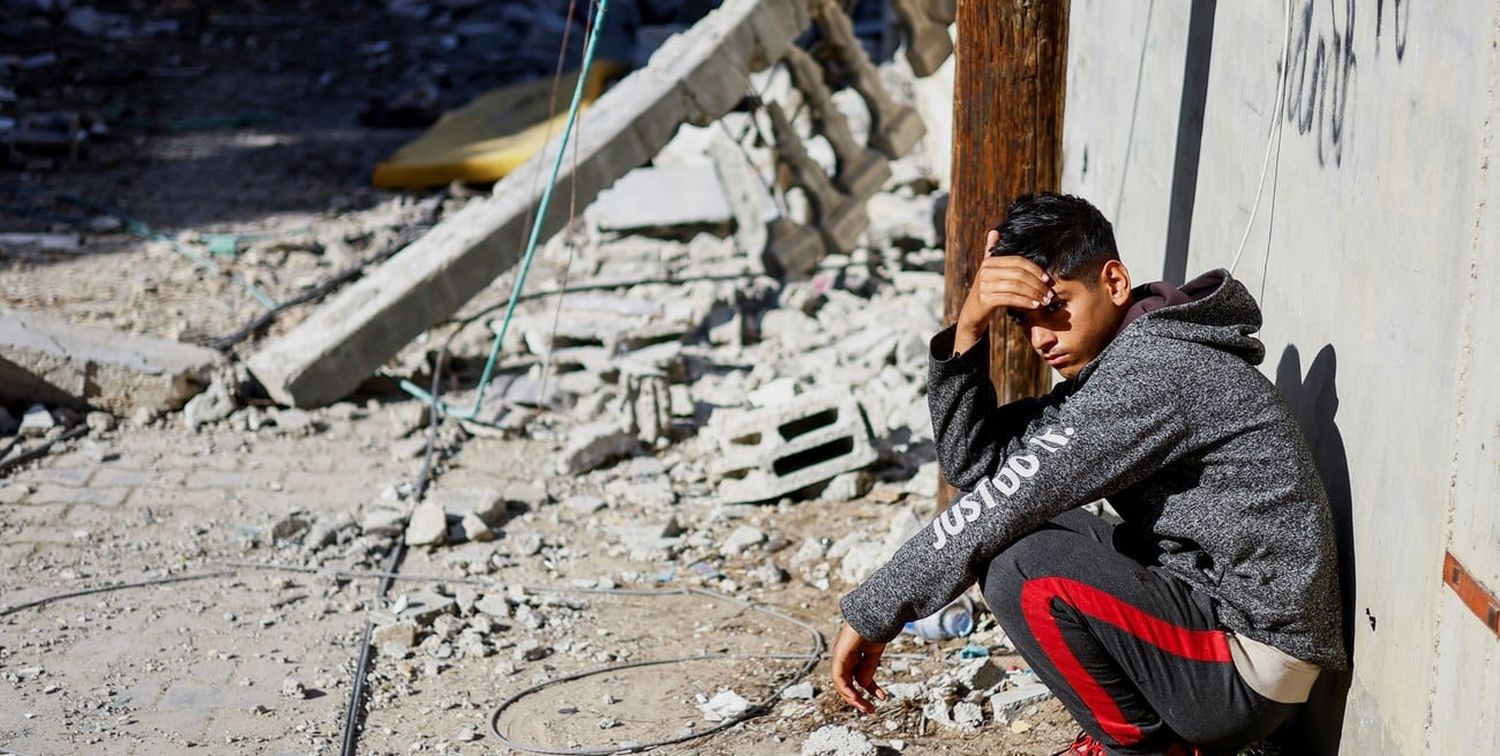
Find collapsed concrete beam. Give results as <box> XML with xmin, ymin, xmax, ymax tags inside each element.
<box><xmin>0</xmin><ymin>310</ymin><xmax>222</xmax><ymax>414</ymax></box>
<box><xmin>248</xmin><ymin>0</ymin><xmax>811</xmax><ymax>407</ymax></box>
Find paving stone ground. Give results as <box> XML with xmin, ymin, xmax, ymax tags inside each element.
<box><xmin>1</xmin><ymin>407</ymin><xmax>1073</xmax><ymax>755</ymax></box>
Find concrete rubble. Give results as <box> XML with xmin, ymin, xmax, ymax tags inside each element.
<box><xmin>801</xmin><ymin>724</ymin><xmax>878</xmax><ymax>756</ymax></box>
<box><xmin>0</xmin><ymin>2</ymin><xmax>1079</xmax><ymax>752</ymax></box>
<box><xmin>0</xmin><ymin>309</ymin><xmax>222</xmax><ymax>414</ymax></box>
<box><xmin>590</xmin><ymin>164</ymin><xmax>735</xmax><ymax>234</ymax></box>
<box><xmin>248</xmin><ymin>0</ymin><xmax>816</xmax><ymax>407</ymax></box>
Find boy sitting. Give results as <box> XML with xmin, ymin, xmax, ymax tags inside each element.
<box><xmin>831</xmin><ymin>193</ymin><xmax>1346</xmax><ymax>755</ymax></box>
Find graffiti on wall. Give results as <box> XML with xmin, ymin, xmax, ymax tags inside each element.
<box><xmin>1376</xmin><ymin>0</ymin><xmax>1411</xmax><ymax>60</ymax></box>
<box><xmin>1281</xmin><ymin>0</ymin><xmax>1411</xmax><ymax>168</ymax></box>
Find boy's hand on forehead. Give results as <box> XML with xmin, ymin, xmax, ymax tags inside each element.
<box><xmin>953</xmin><ymin>229</ymin><xmax>1055</xmax><ymax>354</ymax></box>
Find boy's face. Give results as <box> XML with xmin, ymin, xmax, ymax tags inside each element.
<box><xmin>1007</xmin><ymin>260</ymin><xmax>1132</xmax><ymax>380</ymax></box>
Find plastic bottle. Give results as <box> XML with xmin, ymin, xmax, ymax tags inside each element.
<box><xmin>903</xmin><ymin>595</ymin><xmax>975</xmax><ymax>640</ymax></box>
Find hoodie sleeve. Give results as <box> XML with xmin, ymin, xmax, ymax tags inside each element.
<box><xmin>926</xmin><ymin>323</ymin><xmax>1060</xmax><ymax>490</ymax></box>
<box><xmin>840</xmin><ymin>352</ymin><xmax>1191</xmax><ymax>643</ymax></box>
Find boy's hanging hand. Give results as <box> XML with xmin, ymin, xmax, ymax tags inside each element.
<box><xmin>830</xmin><ymin>622</ymin><xmax>889</xmax><ymax>714</ymax></box>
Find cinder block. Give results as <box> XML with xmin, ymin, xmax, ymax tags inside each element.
<box><xmin>711</xmin><ymin>386</ymin><xmax>878</xmax><ymax>503</ymax></box>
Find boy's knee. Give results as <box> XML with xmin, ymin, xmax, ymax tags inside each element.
<box><xmin>980</xmin><ymin>527</ymin><xmax>1073</xmax><ymax>617</ymax></box>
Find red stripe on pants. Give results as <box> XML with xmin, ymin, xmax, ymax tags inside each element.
<box><xmin>1020</xmin><ymin>576</ymin><xmax>1232</xmax><ymax>745</ymax></box>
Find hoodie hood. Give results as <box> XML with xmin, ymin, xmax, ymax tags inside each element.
<box><xmin>1120</xmin><ymin>268</ymin><xmax>1266</xmax><ymax>365</ymax></box>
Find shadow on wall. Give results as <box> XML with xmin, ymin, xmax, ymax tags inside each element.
<box><xmin>1272</xmin><ymin>344</ymin><xmax>1356</xmax><ymax>755</ymax></box>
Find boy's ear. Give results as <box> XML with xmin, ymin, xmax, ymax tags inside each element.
<box><xmin>1101</xmin><ymin>259</ymin><xmax>1132</xmax><ymax>305</ymax></box>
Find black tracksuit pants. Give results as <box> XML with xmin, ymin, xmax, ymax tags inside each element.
<box><xmin>978</xmin><ymin>508</ymin><xmax>1293</xmax><ymax>755</ymax></box>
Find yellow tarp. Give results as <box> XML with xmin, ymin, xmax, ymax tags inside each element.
<box><xmin>372</xmin><ymin>62</ymin><xmax>622</xmax><ymax>189</ymax></box>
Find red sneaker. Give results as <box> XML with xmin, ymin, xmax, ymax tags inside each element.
<box><xmin>1053</xmin><ymin>732</ymin><xmax>1110</xmax><ymax>756</ymax></box>
<box><xmin>1051</xmin><ymin>733</ymin><xmax>1206</xmax><ymax>756</ymax></box>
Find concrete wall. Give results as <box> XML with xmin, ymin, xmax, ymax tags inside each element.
<box><xmin>1060</xmin><ymin>0</ymin><xmax>1500</xmax><ymax>752</ymax></box>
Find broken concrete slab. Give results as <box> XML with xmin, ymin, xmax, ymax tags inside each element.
<box><xmin>560</xmin><ymin>494</ymin><xmax>608</xmax><ymax>519</ymax></box>
<box><xmin>989</xmin><ymin>682</ymin><xmax>1053</xmax><ymax>725</ymax></box>
<box><xmin>706</xmin><ymin>129</ymin><xmax>773</xmax><ymax>257</ymax></box>
<box><xmin>506</xmin><ymin>309</ymin><xmax>696</xmax><ymax>356</ymax></box>
<box><xmin>459</xmin><ymin>512</ymin><xmax>494</xmax><ymax>542</ymax></box>
<box><xmin>501</xmin><ymin>480</ymin><xmax>549</xmax><ymax>509</ymax></box>
<box><xmin>949</xmin><ymin>700</ymin><xmax>984</xmax><ymax>731</ymax></box>
<box><xmin>783</xmin><ymin>681</ymin><xmax>815</xmax><ymax>699</ymax></box>
<box><xmin>606</xmin><ymin>476</ymin><xmax>676</xmax><ymax>508</ymax></box>
<box><xmin>721</xmin><ymin>524</ymin><xmax>767</xmax><ymax>556</ymax></box>
<box><xmin>248</xmin><ymin>0</ymin><xmax>812</xmax><ymax>407</ymax></box>
<box><xmin>820</xmin><ymin>469</ymin><xmax>873</xmax><ymax>502</ymax></box>
<box><xmin>391</xmin><ymin>590</ymin><xmax>457</xmax><ymax>626</ymax></box>
<box><xmin>473</xmin><ymin>594</ymin><xmax>511</xmax><ymax>619</ymax></box>
<box><xmin>361</xmin><ymin>506</ymin><xmax>407</xmax><ymax>537</ymax></box>
<box><xmin>611</xmin><ymin>517</ymin><xmax>685</xmax><ymax>561</ymax></box>
<box><xmin>591</xmin><ymin>164</ymin><xmax>733</xmax><ymax>233</ymax></box>
<box><xmin>0</xmin><ymin>310</ymin><xmax>221</xmax><ymax>414</ymax></box>
<box><xmin>953</xmin><ymin>658</ymin><xmax>1004</xmax><ymax>693</ymax></box>
<box><xmin>557</xmin><ymin>422</ymin><xmax>640</xmax><ymax>475</ymax></box>
<box><xmin>372</xmin><ymin>621</ymin><xmax>420</xmax><ymax>654</ymax></box>
<box><xmin>427</xmin><ymin>488</ymin><xmax>509</xmax><ymax>526</ymax></box>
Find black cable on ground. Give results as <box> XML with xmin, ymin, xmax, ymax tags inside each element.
<box><xmin>488</xmin><ymin>653</ymin><xmax>815</xmax><ymax>756</ymax></box>
<box><xmin>0</xmin><ymin>424</ymin><xmax>88</xmax><ymax>478</ymax></box>
<box><xmin>338</xmin><ymin>540</ymin><xmax>406</xmax><ymax>756</ymax></box>
<box><xmin>487</xmin><ymin>586</ymin><xmax>826</xmax><ymax>755</ymax></box>
<box><xmin>338</xmin><ymin>269</ymin><xmax>452</xmax><ymax>755</ymax></box>
<box><xmin>0</xmin><ymin>553</ymin><xmax>832</xmax><ymax>755</ymax></box>
<box><xmin>0</xmin><ymin>570</ymin><xmax>232</xmax><ymax>618</ymax></box>
<box><xmin>209</xmin><ymin>221</ymin><xmax>437</xmax><ymax>353</ymax></box>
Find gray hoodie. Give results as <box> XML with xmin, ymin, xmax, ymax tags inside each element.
<box><xmin>839</xmin><ymin>269</ymin><xmax>1348</xmax><ymax>671</ymax></box>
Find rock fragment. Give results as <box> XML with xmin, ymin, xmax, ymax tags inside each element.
<box><xmin>800</xmin><ymin>724</ymin><xmax>877</xmax><ymax>756</ymax></box>
<box><xmin>404</xmin><ymin>501</ymin><xmax>448</xmax><ymax>546</ymax></box>
<box><xmin>557</xmin><ymin>422</ymin><xmax>639</xmax><ymax>475</ymax></box>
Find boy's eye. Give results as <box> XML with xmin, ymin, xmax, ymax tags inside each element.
<box><xmin>1043</xmin><ymin>300</ymin><xmax>1065</xmax><ymax>314</ymax></box>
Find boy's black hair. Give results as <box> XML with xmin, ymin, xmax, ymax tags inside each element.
<box><xmin>993</xmin><ymin>192</ymin><xmax>1118</xmax><ymax>285</ymax></box>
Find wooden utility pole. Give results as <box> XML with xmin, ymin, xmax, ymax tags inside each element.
<box><xmin>938</xmin><ymin>0</ymin><xmax>1069</xmax><ymax>506</ymax></box>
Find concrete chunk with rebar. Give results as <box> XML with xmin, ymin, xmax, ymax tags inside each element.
<box><xmin>247</xmin><ymin>0</ymin><xmax>811</xmax><ymax>407</ymax></box>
